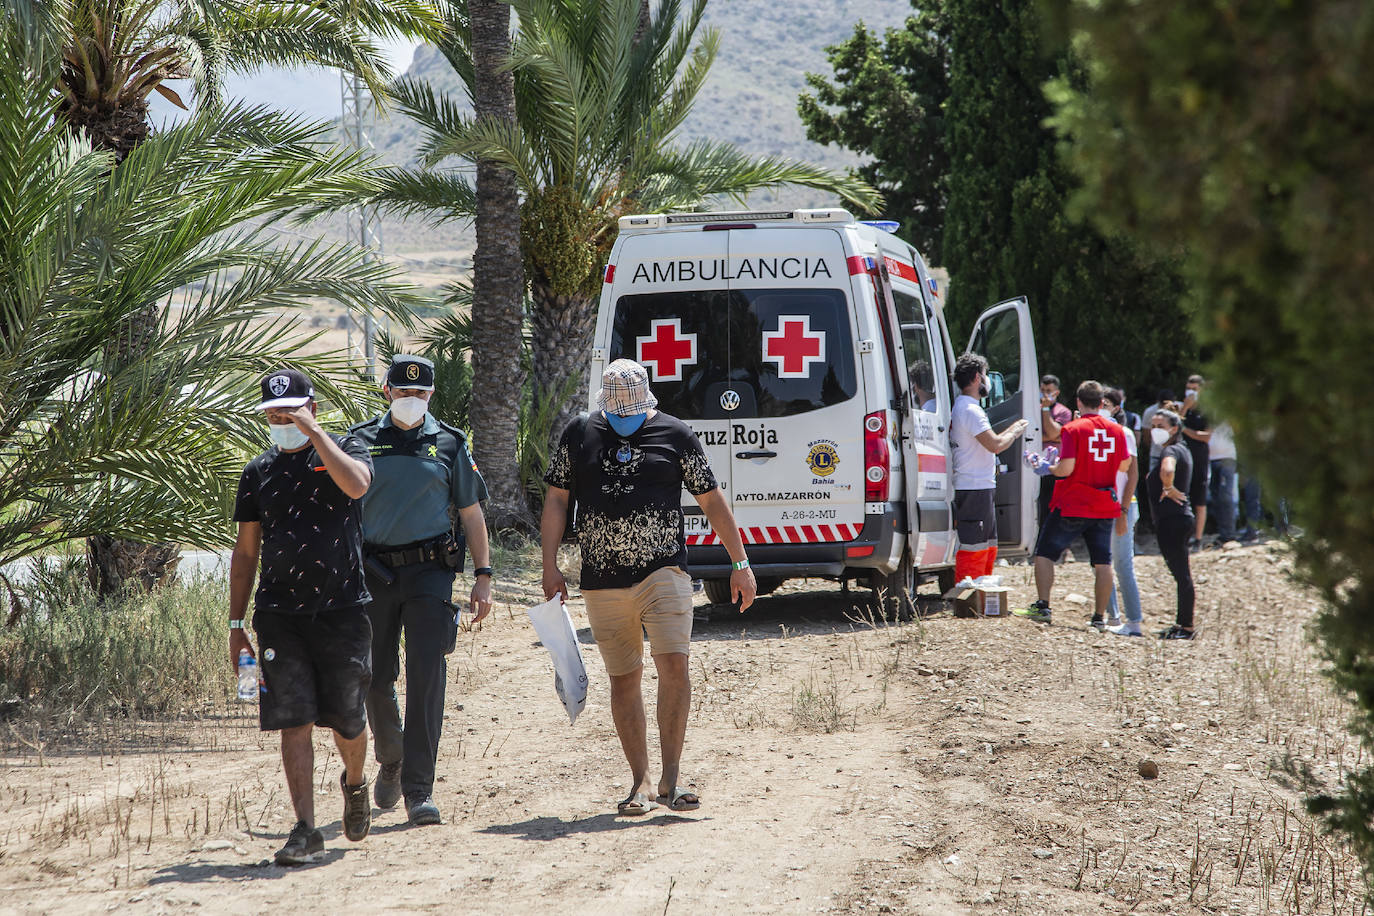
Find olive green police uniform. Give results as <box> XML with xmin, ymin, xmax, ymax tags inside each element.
<box><xmin>350</xmin><ymin>359</ymin><xmax>488</xmax><ymax>812</ymax></box>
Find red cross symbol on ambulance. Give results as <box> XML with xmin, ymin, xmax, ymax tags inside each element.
<box><xmin>1087</xmin><ymin>426</ymin><xmax>1118</xmax><ymax>462</ymax></box>
<box><xmin>762</xmin><ymin>315</ymin><xmax>826</xmax><ymax>378</ymax></box>
<box><xmin>636</xmin><ymin>318</ymin><xmax>698</xmax><ymax>382</ymax></box>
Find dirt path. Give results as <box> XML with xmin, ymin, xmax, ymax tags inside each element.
<box><xmin>0</xmin><ymin>541</ymin><xmax>1364</xmax><ymax>914</ymax></box>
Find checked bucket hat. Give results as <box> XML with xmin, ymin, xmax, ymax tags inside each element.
<box><xmin>596</xmin><ymin>359</ymin><xmax>658</xmax><ymax>417</ymax></box>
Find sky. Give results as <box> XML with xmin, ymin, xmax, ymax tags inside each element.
<box><xmin>147</xmin><ymin>39</ymin><xmax>420</xmax><ymax>127</ymax></box>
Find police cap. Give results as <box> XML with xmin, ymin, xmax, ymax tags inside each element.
<box><xmin>385</xmin><ymin>355</ymin><xmax>435</xmax><ymax>391</ymax></box>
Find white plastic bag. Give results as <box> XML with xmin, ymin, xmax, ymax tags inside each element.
<box><xmin>525</xmin><ymin>597</ymin><xmax>589</xmax><ymax>725</ymax></box>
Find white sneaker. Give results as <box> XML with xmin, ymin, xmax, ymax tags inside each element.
<box><xmin>1106</xmin><ymin>622</ymin><xmax>1142</xmax><ymax>637</ymax></box>
<box><xmin>1105</xmin><ymin>616</ymin><xmax>1122</xmax><ymax>628</ymax></box>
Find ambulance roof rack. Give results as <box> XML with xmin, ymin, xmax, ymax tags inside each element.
<box><xmin>618</xmin><ymin>208</ymin><xmax>857</xmax><ymax>232</ymax></box>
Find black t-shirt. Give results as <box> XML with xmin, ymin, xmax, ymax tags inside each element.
<box><xmin>1183</xmin><ymin>407</ymin><xmax>1210</xmax><ymax>467</ymax></box>
<box><xmin>544</xmin><ymin>412</ymin><xmax>717</xmax><ymax>590</ymax></box>
<box><xmin>1147</xmin><ymin>441</ymin><xmax>1195</xmax><ymax>523</ymax></box>
<box><xmin>232</xmin><ymin>435</ymin><xmax>374</xmax><ymax>614</ymax></box>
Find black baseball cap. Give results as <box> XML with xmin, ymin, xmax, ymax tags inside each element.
<box><xmin>256</xmin><ymin>368</ymin><xmax>314</xmax><ymax>410</ymax></box>
<box><xmin>386</xmin><ymin>355</ymin><xmax>435</xmax><ymax>391</ymax></box>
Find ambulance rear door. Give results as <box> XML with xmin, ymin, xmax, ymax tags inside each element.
<box><xmin>887</xmin><ymin>257</ymin><xmax>956</xmax><ymax>571</ymax></box>
<box><xmin>599</xmin><ymin>230</ymin><xmax>733</xmax><ymax>542</ymax></box>
<box><xmin>719</xmin><ymin>227</ymin><xmax>866</xmax><ymax>550</ymax></box>
<box><xmin>966</xmin><ymin>297</ymin><xmax>1040</xmax><ymax>555</ymax></box>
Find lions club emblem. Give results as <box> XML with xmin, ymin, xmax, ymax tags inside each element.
<box><xmin>806</xmin><ymin>442</ymin><xmax>840</xmax><ymax>477</ymax></box>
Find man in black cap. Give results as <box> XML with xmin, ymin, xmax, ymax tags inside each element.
<box><xmin>350</xmin><ymin>354</ymin><xmax>493</xmax><ymax>826</ymax></box>
<box><xmin>228</xmin><ymin>368</ymin><xmax>376</xmax><ymax>865</ymax></box>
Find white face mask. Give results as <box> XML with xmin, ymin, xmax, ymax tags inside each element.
<box><xmin>269</xmin><ymin>422</ymin><xmax>310</xmax><ymax>451</ymax></box>
<box><xmin>1098</xmin><ymin>408</ymin><xmax>1114</xmax><ymax>418</ymax></box>
<box><xmin>1150</xmin><ymin>427</ymin><xmax>1172</xmax><ymax>448</ymax></box>
<box><xmin>390</xmin><ymin>396</ymin><xmax>428</xmax><ymax>426</ymax></box>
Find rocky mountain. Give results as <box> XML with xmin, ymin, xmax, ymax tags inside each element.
<box><xmin>362</xmin><ymin>0</ymin><xmax>914</xmax><ymax>254</ymax></box>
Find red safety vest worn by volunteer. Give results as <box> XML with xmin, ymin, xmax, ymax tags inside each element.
<box><xmin>1050</xmin><ymin>415</ymin><xmax>1129</xmax><ymax>519</ymax></box>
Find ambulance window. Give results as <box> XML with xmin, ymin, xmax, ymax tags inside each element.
<box><xmin>970</xmin><ymin>308</ymin><xmax>1021</xmax><ymax>409</ymax></box>
<box><xmin>893</xmin><ymin>290</ymin><xmax>937</xmax><ymax>412</ymax></box>
<box><xmin>609</xmin><ymin>291</ymin><xmax>731</xmax><ymax>418</ymax></box>
<box><xmin>731</xmin><ymin>288</ymin><xmax>857</xmax><ymax>418</ymax></box>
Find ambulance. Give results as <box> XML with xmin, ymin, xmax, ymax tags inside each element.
<box><xmin>588</xmin><ymin>208</ymin><xmax>1041</xmax><ymax>614</ymax></box>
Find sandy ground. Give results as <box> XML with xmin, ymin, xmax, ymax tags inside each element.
<box><xmin>0</xmin><ymin>538</ymin><xmax>1364</xmax><ymax>915</ymax></box>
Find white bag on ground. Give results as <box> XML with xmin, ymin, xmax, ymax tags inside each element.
<box><xmin>525</xmin><ymin>596</ymin><xmax>589</xmax><ymax>725</ymax></box>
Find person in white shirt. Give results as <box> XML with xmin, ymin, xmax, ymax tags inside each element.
<box><xmin>950</xmin><ymin>353</ymin><xmax>1028</xmax><ymax>612</ymax></box>
<box><xmin>1208</xmin><ymin>420</ymin><xmax>1239</xmax><ymax>545</ymax></box>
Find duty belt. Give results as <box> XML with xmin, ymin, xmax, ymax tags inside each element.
<box><xmin>368</xmin><ymin>538</ymin><xmax>446</xmax><ymax>569</ymax></box>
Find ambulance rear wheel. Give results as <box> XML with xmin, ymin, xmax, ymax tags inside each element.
<box><xmin>703</xmin><ymin>578</ymin><xmax>734</xmax><ymax>605</ymax></box>
<box><xmin>755</xmin><ymin>576</ymin><xmax>783</xmax><ymax>597</ymax></box>
<box><xmin>873</xmin><ymin>555</ymin><xmax>915</xmax><ymax>622</ymax></box>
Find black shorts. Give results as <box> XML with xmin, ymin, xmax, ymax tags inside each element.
<box><xmin>1034</xmin><ymin>510</ymin><xmax>1113</xmax><ymax>566</ymax></box>
<box><xmin>1189</xmin><ymin>459</ymin><xmax>1210</xmax><ymax>509</ymax></box>
<box><xmin>252</xmin><ymin>606</ymin><xmax>372</xmax><ymax>738</ymax></box>
<box><xmin>953</xmin><ymin>489</ymin><xmax>997</xmax><ymax>551</ymax></box>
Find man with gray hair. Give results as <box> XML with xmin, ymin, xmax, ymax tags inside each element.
<box><xmin>541</xmin><ymin>359</ymin><xmax>755</xmax><ymax>815</ymax></box>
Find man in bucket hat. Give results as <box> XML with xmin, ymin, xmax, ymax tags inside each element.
<box><xmin>540</xmin><ymin>359</ymin><xmax>755</xmax><ymax>815</ymax></box>
<box><xmin>228</xmin><ymin>368</ymin><xmax>376</xmax><ymax>865</ymax></box>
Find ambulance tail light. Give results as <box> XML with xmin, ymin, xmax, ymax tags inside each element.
<box><xmin>864</xmin><ymin>412</ymin><xmax>890</xmax><ymax>502</ymax></box>
<box><xmin>604</xmin><ymin>264</ymin><xmax>615</xmax><ymax>283</ymax></box>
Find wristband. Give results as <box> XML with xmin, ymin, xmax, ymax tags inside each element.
<box><xmin>474</xmin><ymin>566</ymin><xmax>494</xmax><ymax>578</ymax></box>
<box><xmin>731</xmin><ymin>558</ymin><xmax>750</xmax><ymax>571</ymax></box>
<box><xmin>229</xmin><ymin>619</ymin><xmax>245</xmax><ymax>630</ymax></box>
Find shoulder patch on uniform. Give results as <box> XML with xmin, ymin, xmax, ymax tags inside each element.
<box><xmin>435</xmin><ymin>420</ymin><xmax>470</xmax><ymax>442</ymax></box>
<box><xmin>348</xmin><ymin>416</ymin><xmax>383</xmax><ymax>434</ymax></box>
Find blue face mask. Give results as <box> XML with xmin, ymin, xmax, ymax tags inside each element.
<box><xmin>268</xmin><ymin>422</ymin><xmax>310</xmax><ymax>451</ymax></box>
<box><xmin>604</xmin><ymin>410</ymin><xmax>647</xmax><ymax>437</ymax></box>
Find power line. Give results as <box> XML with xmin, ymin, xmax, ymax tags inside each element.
<box><xmin>341</xmin><ymin>71</ymin><xmax>387</xmax><ymax>378</ymax></box>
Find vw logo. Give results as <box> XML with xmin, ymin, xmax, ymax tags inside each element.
<box><xmin>720</xmin><ymin>389</ymin><xmax>741</xmax><ymax>411</ymax></box>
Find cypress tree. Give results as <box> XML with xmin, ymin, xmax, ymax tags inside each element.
<box><xmin>941</xmin><ymin>0</ymin><xmax>1192</xmax><ymax>396</ymax></box>
<box><xmin>803</xmin><ymin>0</ymin><xmax>1195</xmax><ymax>399</ymax></box>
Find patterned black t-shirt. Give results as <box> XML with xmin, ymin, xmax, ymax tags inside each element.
<box><xmin>232</xmin><ymin>434</ymin><xmax>374</xmax><ymax>615</ymax></box>
<box><xmin>545</xmin><ymin>412</ymin><xmax>717</xmax><ymax>590</ymax></box>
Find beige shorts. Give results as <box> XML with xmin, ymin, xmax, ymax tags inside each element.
<box><xmin>582</xmin><ymin>566</ymin><xmax>694</xmax><ymax>676</ymax></box>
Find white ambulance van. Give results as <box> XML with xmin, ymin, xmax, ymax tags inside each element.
<box><xmin>588</xmin><ymin>209</ymin><xmax>1042</xmax><ymax>614</ymax></box>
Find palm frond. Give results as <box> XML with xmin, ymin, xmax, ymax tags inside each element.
<box><xmin>369</xmin><ymin>166</ymin><xmax>477</xmax><ymax>223</ymax></box>
<box><xmin>640</xmin><ymin>140</ymin><xmax>883</xmax><ymax>215</ymax></box>
<box><xmin>387</xmin><ymin>75</ymin><xmax>479</xmax><ymax>166</ymax></box>
<box><xmin>0</xmin><ymin>40</ymin><xmax>429</xmax><ymax>566</ymax></box>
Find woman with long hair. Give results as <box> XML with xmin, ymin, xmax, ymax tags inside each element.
<box><xmin>1147</xmin><ymin>409</ymin><xmax>1196</xmax><ymax>639</ymax></box>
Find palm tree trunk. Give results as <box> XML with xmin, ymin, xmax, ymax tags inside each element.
<box><xmin>634</xmin><ymin>0</ymin><xmax>650</xmax><ymax>42</ymax></box>
<box><xmin>87</xmin><ymin>536</ymin><xmax>182</xmax><ymax>595</ymax></box>
<box><xmin>529</xmin><ymin>278</ymin><xmax>598</xmax><ymax>459</ymax></box>
<box><xmin>80</xmin><ymin>127</ymin><xmax>174</xmax><ymax>596</ymax></box>
<box><xmin>469</xmin><ymin>0</ymin><xmax>530</xmax><ymax>531</ymax></box>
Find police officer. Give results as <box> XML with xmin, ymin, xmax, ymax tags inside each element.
<box><xmin>350</xmin><ymin>355</ymin><xmax>493</xmax><ymax>826</ymax></box>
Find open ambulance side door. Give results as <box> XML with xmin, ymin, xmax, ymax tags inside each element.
<box><xmin>966</xmin><ymin>297</ymin><xmax>1041</xmax><ymax>556</ymax></box>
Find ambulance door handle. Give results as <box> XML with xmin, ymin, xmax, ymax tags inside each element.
<box><xmin>736</xmin><ymin>450</ymin><xmax>777</xmax><ymax>459</ymax></box>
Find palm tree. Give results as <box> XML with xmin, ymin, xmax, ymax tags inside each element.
<box><xmin>52</xmin><ymin>0</ymin><xmax>444</xmax><ymax>160</ymax></box>
<box><xmin>19</xmin><ymin>0</ymin><xmax>441</xmax><ymax>592</ymax></box>
<box><xmin>467</xmin><ymin>0</ymin><xmax>529</xmax><ymax>529</ymax></box>
<box><xmin>375</xmin><ymin>0</ymin><xmax>880</xmax><ymax>465</ymax></box>
<box><xmin>0</xmin><ymin>15</ymin><xmax>422</xmax><ymax>594</ymax></box>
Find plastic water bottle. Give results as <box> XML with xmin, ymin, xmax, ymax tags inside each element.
<box><xmin>237</xmin><ymin>649</ymin><xmax>258</xmax><ymax>702</ymax></box>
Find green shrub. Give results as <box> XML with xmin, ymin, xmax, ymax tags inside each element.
<box><xmin>0</xmin><ymin>560</ymin><xmax>231</xmax><ymax>724</ymax></box>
